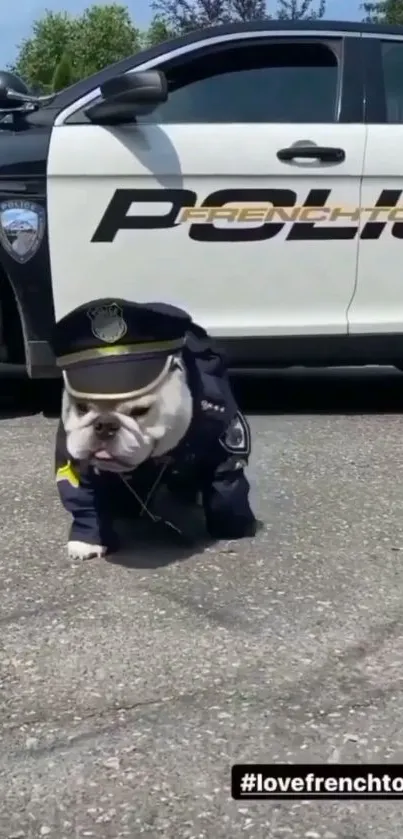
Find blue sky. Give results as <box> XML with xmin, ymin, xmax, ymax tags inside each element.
<box><xmin>2</xmin><ymin>0</ymin><xmax>362</xmax><ymax>67</ymax></box>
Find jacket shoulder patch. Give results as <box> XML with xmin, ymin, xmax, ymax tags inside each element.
<box><xmin>219</xmin><ymin>411</ymin><xmax>251</xmax><ymax>456</ymax></box>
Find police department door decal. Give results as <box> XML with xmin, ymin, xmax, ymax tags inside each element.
<box><xmin>0</xmin><ymin>199</ymin><xmax>46</xmax><ymax>263</ymax></box>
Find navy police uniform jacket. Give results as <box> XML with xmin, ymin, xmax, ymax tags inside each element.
<box><xmin>55</xmin><ymin>321</ymin><xmax>256</xmax><ymax>547</ymax></box>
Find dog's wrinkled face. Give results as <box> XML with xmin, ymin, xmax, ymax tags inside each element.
<box><xmin>61</xmin><ymin>357</ymin><xmax>193</xmax><ymax>472</ymax></box>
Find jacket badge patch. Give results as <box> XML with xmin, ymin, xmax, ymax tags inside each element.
<box><xmin>219</xmin><ymin>411</ymin><xmax>251</xmax><ymax>456</ymax></box>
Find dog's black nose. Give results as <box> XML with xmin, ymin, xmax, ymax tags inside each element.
<box><xmin>94</xmin><ymin>414</ymin><xmax>120</xmax><ymax>440</ymax></box>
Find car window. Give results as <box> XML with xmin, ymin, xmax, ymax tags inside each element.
<box><xmin>137</xmin><ymin>41</ymin><xmax>339</xmax><ymax>124</ymax></box>
<box><xmin>381</xmin><ymin>40</ymin><xmax>403</xmax><ymax>122</ymax></box>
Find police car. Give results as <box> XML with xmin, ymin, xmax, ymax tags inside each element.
<box><xmin>1</xmin><ymin>17</ymin><xmax>403</xmax><ymax>379</ymax></box>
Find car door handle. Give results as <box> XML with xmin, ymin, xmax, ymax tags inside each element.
<box><xmin>277</xmin><ymin>145</ymin><xmax>345</xmax><ymax>163</ymax></box>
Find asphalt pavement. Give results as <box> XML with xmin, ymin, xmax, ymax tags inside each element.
<box><xmin>2</xmin><ymin>368</ymin><xmax>403</xmax><ymax>838</ymax></box>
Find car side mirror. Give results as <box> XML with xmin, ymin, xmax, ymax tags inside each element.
<box><xmin>0</xmin><ymin>70</ymin><xmax>53</xmax><ymax>111</ymax></box>
<box><xmin>84</xmin><ymin>70</ymin><xmax>168</xmax><ymax>125</ymax></box>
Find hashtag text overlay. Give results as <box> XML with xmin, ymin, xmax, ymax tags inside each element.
<box><xmin>231</xmin><ymin>764</ymin><xmax>403</xmax><ymax>799</ymax></box>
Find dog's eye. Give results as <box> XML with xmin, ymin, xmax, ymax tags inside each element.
<box><xmin>75</xmin><ymin>402</ymin><xmax>88</xmax><ymax>415</ymax></box>
<box><xmin>130</xmin><ymin>406</ymin><xmax>150</xmax><ymax>418</ymax></box>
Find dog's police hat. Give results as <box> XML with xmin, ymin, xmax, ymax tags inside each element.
<box><xmin>50</xmin><ymin>298</ymin><xmax>192</xmax><ymax>399</ymax></box>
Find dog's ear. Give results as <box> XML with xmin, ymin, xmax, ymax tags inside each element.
<box><xmin>61</xmin><ymin>387</ymin><xmax>73</xmax><ymax>425</ymax></box>
<box><xmin>170</xmin><ymin>354</ymin><xmax>185</xmax><ymax>372</ymax></box>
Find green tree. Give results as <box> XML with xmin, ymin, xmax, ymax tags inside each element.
<box><xmin>72</xmin><ymin>4</ymin><xmax>141</xmax><ymax>79</ymax></box>
<box><xmin>277</xmin><ymin>0</ymin><xmax>325</xmax><ymax>18</ymax></box>
<box><xmin>11</xmin><ymin>11</ymin><xmax>76</xmax><ymax>91</ymax></box>
<box><xmin>150</xmin><ymin>0</ymin><xmax>231</xmax><ymax>32</ymax></box>
<box><xmin>12</xmin><ymin>4</ymin><xmax>141</xmax><ymax>92</ymax></box>
<box><xmin>143</xmin><ymin>15</ymin><xmax>177</xmax><ymax>46</ymax></box>
<box><xmin>150</xmin><ymin>0</ymin><xmax>326</xmax><ymax>31</ymax></box>
<box><xmin>51</xmin><ymin>51</ymin><xmax>74</xmax><ymax>91</ymax></box>
<box><xmin>361</xmin><ymin>0</ymin><xmax>403</xmax><ymax>22</ymax></box>
<box><xmin>150</xmin><ymin>0</ymin><xmax>268</xmax><ymax>31</ymax></box>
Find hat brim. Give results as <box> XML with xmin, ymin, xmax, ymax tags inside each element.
<box><xmin>63</xmin><ymin>354</ymin><xmax>171</xmax><ymax>400</ymax></box>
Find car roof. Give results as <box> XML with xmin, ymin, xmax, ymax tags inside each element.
<box><xmin>49</xmin><ymin>17</ymin><xmax>403</xmax><ymax>113</ymax></box>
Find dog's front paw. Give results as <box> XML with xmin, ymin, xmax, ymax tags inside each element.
<box><xmin>67</xmin><ymin>540</ymin><xmax>108</xmax><ymax>560</ymax></box>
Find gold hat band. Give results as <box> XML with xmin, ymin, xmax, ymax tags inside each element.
<box><xmin>56</xmin><ymin>338</ymin><xmax>184</xmax><ymax>368</ymax></box>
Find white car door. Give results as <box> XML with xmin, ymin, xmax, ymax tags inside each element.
<box><xmin>47</xmin><ymin>29</ymin><xmax>366</xmax><ymax>338</ymax></box>
<box><xmin>349</xmin><ymin>35</ymin><xmax>403</xmax><ymax>335</ymax></box>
